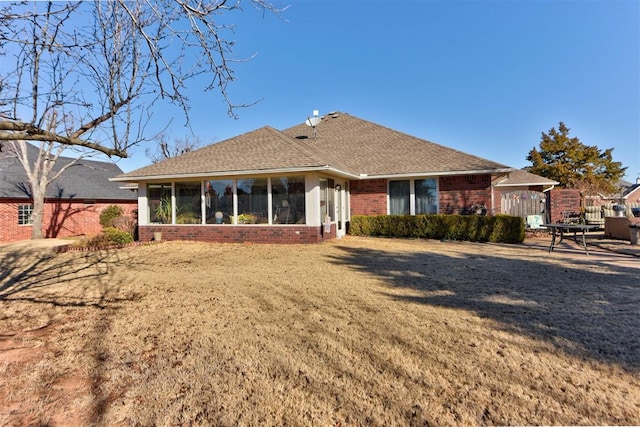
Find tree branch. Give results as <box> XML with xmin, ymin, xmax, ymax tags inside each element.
<box><xmin>0</xmin><ymin>120</ymin><xmax>127</xmax><ymax>157</ymax></box>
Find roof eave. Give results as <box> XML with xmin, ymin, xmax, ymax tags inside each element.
<box><xmin>495</xmin><ymin>181</ymin><xmax>559</xmax><ymax>187</ymax></box>
<box><xmin>110</xmin><ymin>165</ymin><xmax>360</xmax><ymax>182</ymax></box>
<box><xmin>360</xmin><ymin>168</ymin><xmax>514</xmax><ymax>180</ymax></box>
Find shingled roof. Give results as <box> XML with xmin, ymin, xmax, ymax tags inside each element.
<box><xmin>282</xmin><ymin>113</ymin><xmax>512</xmax><ymax>177</ymax></box>
<box><xmin>114</xmin><ymin>112</ymin><xmax>512</xmax><ymax>181</ymax></box>
<box><xmin>494</xmin><ymin>169</ymin><xmax>559</xmax><ymax>188</ymax></box>
<box><xmin>0</xmin><ymin>143</ymin><xmax>136</xmax><ymax>200</ymax></box>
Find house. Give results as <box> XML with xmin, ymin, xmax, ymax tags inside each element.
<box><xmin>112</xmin><ymin>112</ymin><xmax>549</xmax><ymax>243</ymax></box>
<box><xmin>622</xmin><ymin>179</ymin><xmax>640</xmax><ymax>210</ymax></box>
<box><xmin>0</xmin><ymin>143</ymin><xmax>137</xmax><ymax>242</ymax></box>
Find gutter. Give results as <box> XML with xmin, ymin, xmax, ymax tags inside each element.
<box><xmin>110</xmin><ymin>165</ymin><xmax>361</xmax><ymax>182</ymax></box>
<box><xmin>110</xmin><ymin>166</ymin><xmax>515</xmax><ymax>183</ymax></box>
<box><xmin>357</xmin><ymin>168</ymin><xmax>514</xmax><ymax>180</ymax></box>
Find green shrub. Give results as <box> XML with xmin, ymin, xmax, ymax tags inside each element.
<box><xmin>100</xmin><ymin>205</ymin><xmax>124</xmax><ymax>229</ymax></box>
<box><xmin>82</xmin><ymin>233</ymin><xmax>113</xmax><ymax>248</ymax></box>
<box><xmin>104</xmin><ymin>227</ymin><xmax>134</xmax><ymax>245</ymax></box>
<box><xmin>349</xmin><ymin>214</ymin><xmax>524</xmax><ymax>244</ymax></box>
<box><xmin>488</xmin><ymin>215</ymin><xmax>525</xmax><ymax>243</ymax></box>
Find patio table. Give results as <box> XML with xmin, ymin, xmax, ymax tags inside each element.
<box><xmin>542</xmin><ymin>223</ymin><xmax>601</xmax><ymax>255</ymax></box>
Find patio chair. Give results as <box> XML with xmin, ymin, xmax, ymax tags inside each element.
<box><xmin>584</xmin><ymin>205</ymin><xmax>604</xmax><ymax>228</ymax></box>
<box><xmin>602</xmin><ymin>204</ymin><xmax>614</xmax><ymax>218</ymax></box>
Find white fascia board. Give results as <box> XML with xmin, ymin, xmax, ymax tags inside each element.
<box><xmin>362</xmin><ymin>168</ymin><xmax>514</xmax><ymax>180</ymax></box>
<box><xmin>109</xmin><ymin>166</ymin><xmax>360</xmax><ymax>182</ymax></box>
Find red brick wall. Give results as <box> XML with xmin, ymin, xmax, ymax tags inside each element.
<box><xmin>0</xmin><ymin>199</ymin><xmax>137</xmax><ymax>243</ymax></box>
<box><xmin>139</xmin><ymin>224</ymin><xmax>335</xmax><ymax>244</ymax></box>
<box><xmin>438</xmin><ymin>175</ymin><xmax>491</xmax><ymax>214</ymax></box>
<box><xmin>0</xmin><ymin>199</ymin><xmax>32</xmax><ymax>242</ymax></box>
<box><xmin>626</xmin><ymin>185</ymin><xmax>640</xmax><ymax>204</ymax></box>
<box><xmin>547</xmin><ymin>189</ymin><xmax>581</xmax><ymax>223</ymax></box>
<box><xmin>349</xmin><ymin>179</ymin><xmax>387</xmax><ymax>215</ymax></box>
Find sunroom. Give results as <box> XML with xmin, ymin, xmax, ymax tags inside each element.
<box><xmin>134</xmin><ymin>171</ymin><xmax>350</xmax><ymax>242</ymax></box>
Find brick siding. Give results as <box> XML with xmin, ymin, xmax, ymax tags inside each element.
<box><xmin>547</xmin><ymin>189</ymin><xmax>581</xmax><ymax>223</ymax></box>
<box><xmin>438</xmin><ymin>175</ymin><xmax>491</xmax><ymax>214</ymax></box>
<box><xmin>0</xmin><ymin>199</ymin><xmax>137</xmax><ymax>243</ymax></box>
<box><xmin>349</xmin><ymin>179</ymin><xmax>387</xmax><ymax>215</ymax></box>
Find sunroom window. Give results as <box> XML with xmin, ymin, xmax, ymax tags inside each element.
<box><xmin>237</xmin><ymin>178</ymin><xmax>268</xmax><ymax>224</ymax></box>
<box><xmin>148</xmin><ymin>183</ymin><xmax>172</xmax><ymax>223</ymax></box>
<box><xmin>175</xmin><ymin>182</ymin><xmax>202</xmax><ymax>224</ymax></box>
<box><xmin>205</xmin><ymin>179</ymin><xmax>233</xmax><ymax>224</ymax></box>
<box><xmin>319</xmin><ymin>178</ymin><xmax>334</xmax><ymax>223</ymax></box>
<box><xmin>272</xmin><ymin>176</ymin><xmax>305</xmax><ymax>224</ymax></box>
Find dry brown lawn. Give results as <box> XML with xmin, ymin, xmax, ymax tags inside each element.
<box><xmin>1</xmin><ymin>236</ymin><xmax>639</xmax><ymax>426</ymax></box>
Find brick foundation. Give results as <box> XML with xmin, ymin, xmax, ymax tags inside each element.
<box><xmin>139</xmin><ymin>224</ymin><xmax>336</xmax><ymax>244</ymax></box>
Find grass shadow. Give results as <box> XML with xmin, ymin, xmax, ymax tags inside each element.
<box><xmin>0</xmin><ymin>243</ymin><xmax>142</xmax><ymax>424</ymax></box>
<box><xmin>329</xmin><ymin>239</ymin><xmax>640</xmax><ymax>371</ymax></box>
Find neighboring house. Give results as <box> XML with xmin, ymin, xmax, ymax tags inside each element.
<box><xmin>112</xmin><ymin>112</ymin><xmax>548</xmax><ymax>243</ymax></box>
<box><xmin>583</xmin><ymin>178</ymin><xmax>640</xmax><ymax>208</ymax></box>
<box><xmin>0</xmin><ymin>143</ymin><xmax>137</xmax><ymax>243</ymax></box>
<box><xmin>623</xmin><ymin>180</ymin><xmax>640</xmax><ymax>206</ymax></box>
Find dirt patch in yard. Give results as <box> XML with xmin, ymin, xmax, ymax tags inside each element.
<box><xmin>1</xmin><ymin>236</ymin><xmax>639</xmax><ymax>425</ymax></box>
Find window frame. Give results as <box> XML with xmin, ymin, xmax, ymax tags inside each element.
<box><xmin>388</xmin><ymin>178</ymin><xmax>438</xmax><ymax>215</ymax></box>
<box><xmin>18</xmin><ymin>204</ymin><xmax>34</xmax><ymax>225</ymax></box>
<box><xmin>148</xmin><ymin>175</ymin><xmax>307</xmax><ymax>226</ymax></box>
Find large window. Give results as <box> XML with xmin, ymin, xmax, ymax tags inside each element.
<box><xmin>415</xmin><ymin>179</ymin><xmax>437</xmax><ymax>214</ymax></box>
<box><xmin>175</xmin><ymin>182</ymin><xmax>202</xmax><ymax>224</ymax></box>
<box><xmin>147</xmin><ymin>176</ymin><xmax>308</xmax><ymax>226</ymax></box>
<box><xmin>272</xmin><ymin>176</ymin><xmax>305</xmax><ymax>224</ymax></box>
<box><xmin>389</xmin><ymin>179</ymin><xmax>438</xmax><ymax>215</ymax></box>
<box><xmin>148</xmin><ymin>183</ymin><xmax>172</xmax><ymax>223</ymax></box>
<box><xmin>18</xmin><ymin>204</ymin><xmax>33</xmax><ymax>225</ymax></box>
<box><xmin>205</xmin><ymin>179</ymin><xmax>234</xmax><ymax>224</ymax></box>
<box><xmin>237</xmin><ymin>178</ymin><xmax>268</xmax><ymax>224</ymax></box>
<box><xmin>389</xmin><ymin>180</ymin><xmax>410</xmax><ymax>215</ymax></box>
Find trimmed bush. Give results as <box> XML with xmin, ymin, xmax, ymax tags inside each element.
<box><xmin>104</xmin><ymin>227</ymin><xmax>134</xmax><ymax>245</ymax></box>
<box><xmin>349</xmin><ymin>214</ymin><xmax>525</xmax><ymax>244</ymax></box>
<box><xmin>100</xmin><ymin>205</ymin><xmax>124</xmax><ymax>229</ymax></box>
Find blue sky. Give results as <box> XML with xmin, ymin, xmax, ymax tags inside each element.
<box><xmin>118</xmin><ymin>0</ymin><xmax>640</xmax><ymax>182</ymax></box>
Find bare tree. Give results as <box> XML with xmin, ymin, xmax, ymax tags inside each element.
<box><xmin>0</xmin><ymin>1</ymin><xmax>283</xmax><ymax>238</ymax></box>
<box><xmin>146</xmin><ymin>133</ymin><xmax>209</xmax><ymax>164</ymax></box>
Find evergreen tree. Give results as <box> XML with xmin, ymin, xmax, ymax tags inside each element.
<box><xmin>526</xmin><ymin>122</ymin><xmax>626</xmax><ymax>195</ymax></box>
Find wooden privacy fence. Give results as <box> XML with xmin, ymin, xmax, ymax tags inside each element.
<box><xmin>501</xmin><ymin>190</ymin><xmax>547</xmax><ymax>218</ymax></box>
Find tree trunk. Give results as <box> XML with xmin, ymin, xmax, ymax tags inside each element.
<box><xmin>31</xmin><ymin>183</ymin><xmax>46</xmax><ymax>240</ymax></box>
